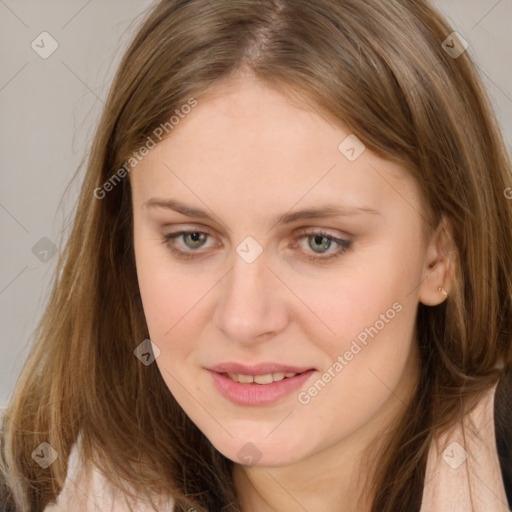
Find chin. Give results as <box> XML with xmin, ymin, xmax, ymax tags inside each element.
<box><xmin>208</xmin><ymin>434</ymin><xmax>309</xmax><ymax>468</ymax></box>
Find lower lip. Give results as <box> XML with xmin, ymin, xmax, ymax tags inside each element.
<box><xmin>208</xmin><ymin>369</ymin><xmax>316</xmax><ymax>406</ymax></box>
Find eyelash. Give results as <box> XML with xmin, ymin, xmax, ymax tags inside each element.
<box><xmin>160</xmin><ymin>228</ymin><xmax>352</xmax><ymax>264</ymax></box>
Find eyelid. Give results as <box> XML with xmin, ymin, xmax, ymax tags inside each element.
<box><xmin>161</xmin><ymin>224</ymin><xmax>349</xmax><ymax>241</ymax></box>
<box><xmin>293</xmin><ymin>225</ymin><xmax>350</xmax><ymax>239</ymax></box>
<box><xmin>161</xmin><ymin>225</ymin><xmax>352</xmax><ymax>262</ymax></box>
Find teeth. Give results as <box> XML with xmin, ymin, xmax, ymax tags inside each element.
<box><xmin>254</xmin><ymin>374</ymin><xmax>273</xmax><ymax>384</ymax></box>
<box><xmin>225</xmin><ymin>371</ymin><xmax>298</xmax><ymax>384</ymax></box>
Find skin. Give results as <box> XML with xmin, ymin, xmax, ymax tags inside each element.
<box><xmin>130</xmin><ymin>73</ymin><xmax>453</xmax><ymax>512</ymax></box>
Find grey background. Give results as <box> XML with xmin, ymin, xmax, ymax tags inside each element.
<box><xmin>1</xmin><ymin>0</ymin><xmax>511</xmax><ymax>410</ymax></box>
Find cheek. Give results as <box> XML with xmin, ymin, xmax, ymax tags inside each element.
<box><xmin>134</xmin><ymin>228</ymin><xmax>196</xmax><ymax>328</ymax></box>
<box><xmin>290</xmin><ymin>235</ymin><xmax>422</xmax><ymax>358</ymax></box>
<box><xmin>137</xmin><ymin>269</ymin><xmax>207</xmax><ymax>350</ymax></box>
<box><xmin>304</xmin><ymin>303</ymin><xmax>417</xmax><ymax>449</ymax></box>
<box><xmin>135</xmin><ymin>253</ymin><xmax>209</xmax><ymax>398</ymax></box>
<box><xmin>134</xmin><ymin>237</ymin><xmax>200</xmax><ymax>352</ymax></box>
<box><xmin>296</xmin><ymin>238</ymin><xmax>422</xmax><ymax>425</ymax></box>
<box><xmin>292</xmin><ymin>241</ymin><xmax>421</xmax><ymax>417</ymax></box>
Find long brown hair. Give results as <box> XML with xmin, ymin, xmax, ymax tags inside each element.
<box><xmin>1</xmin><ymin>0</ymin><xmax>512</xmax><ymax>510</ymax></box>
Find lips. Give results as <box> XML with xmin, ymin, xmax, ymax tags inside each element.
<box><xmin>208</xmin><ymin>367</ymin><xmax>317</xmax><ymax>406</ymax></box>
<box><xmin>207</xmin><ymin>362</ymin><xmax>317</xmax><ymax>405</ymax></box>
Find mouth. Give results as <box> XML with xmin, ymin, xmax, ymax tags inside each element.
<box><xmin>219</xmin><ymin>371</ymin><xmax>305</xmax><ymax>384</ymax></box>
<box><xmin>208</xmin><ymin>362</ymin><xmax>315</xmax><ymax>383</ymax></box>
<box><xmin>207</xmin><ymin>363</ymin><xmax>316</xmax><ymax>406</ymax></box>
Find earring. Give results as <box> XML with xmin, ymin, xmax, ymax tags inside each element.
<box><xmin>437</xmin><ymin>286</ymin><xmax>448</xmax><ymax>297</ymax></box>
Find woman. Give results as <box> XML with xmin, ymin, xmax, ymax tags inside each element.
<box><xmin>1</xmin><ymin>0</ymin><xmax>511</xmax><ymax>511</ymax></box>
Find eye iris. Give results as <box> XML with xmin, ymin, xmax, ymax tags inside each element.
<box><xmin>309</xmin><ymin>235</ymin><xmax>331</xmax><ymax>253</ymax></box>
<box><xmin>185</xmin><ymin>232</ymin><xmax>206</xmax><ymax>249</ymax></box>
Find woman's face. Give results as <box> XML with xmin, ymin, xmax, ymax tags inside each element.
<box><xmin>131</xmin><ymin>75</ymin><xmax>440</xmax><ymax>468</ymax></box>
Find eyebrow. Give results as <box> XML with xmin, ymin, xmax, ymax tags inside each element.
<box><xmin>142</xmin><ymin>198</ymin><xmax>381</xmax><ymax>225</ymax></box>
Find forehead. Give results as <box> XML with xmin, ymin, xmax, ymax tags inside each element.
<box><xmin>130</xmin><ymin>76</ymin><xmax>422</xmax><ymax>226</ymax></box>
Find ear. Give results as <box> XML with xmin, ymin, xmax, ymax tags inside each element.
<box><xmin>418</xmin><ymin>216</ymin><xmax>456</xmax><ymax>306</ymax></box>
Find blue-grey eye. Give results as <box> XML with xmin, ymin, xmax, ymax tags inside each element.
<box><xmin>308</xmin><ymin>234</ymin><xmax>332</xmax><ymax>253</ymax></box>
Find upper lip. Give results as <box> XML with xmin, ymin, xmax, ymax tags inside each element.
<box><xmin>208</xmin><ymin>362</ymin><xmax>315</xmax><ymax>375</ymax></box>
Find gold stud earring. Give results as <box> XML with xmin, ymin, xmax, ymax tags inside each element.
<box><xmin>437</xmin><ymin>286</ymin><xmax>448</xmax><ymax>297</ymax></box>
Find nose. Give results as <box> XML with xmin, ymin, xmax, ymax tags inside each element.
<box><xmin>212</xmin><ymin>250</ymin><xmax>290</xmax><ymax>347</ymax></box>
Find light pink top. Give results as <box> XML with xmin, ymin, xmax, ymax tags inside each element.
<box><xmin>44</xmin><ymin>384</ymin><xmax>508</xmax><ymax>511</ymax></box>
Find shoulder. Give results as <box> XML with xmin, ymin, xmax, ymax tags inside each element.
<box><xmin>421</xmin><ymin>383</ymin><xmax>509</xmax><ymax>512</ymax></box>
<box><xmin>43</xmin><ymin>433</ymin><xmax>174</xmax><ymax>512</ymax></box>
